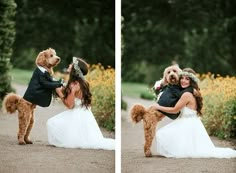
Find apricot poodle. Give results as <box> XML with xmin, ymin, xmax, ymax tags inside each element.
<box><xmin>3</xmin><ymin>48</ymin><xmax>61</xmax><ymax>145</ymax></box>
<box><xmin>130</xmin><ymin>104</ymin><xmax>164</xmax><ymax>157</ymax></box>
<box><xmin>130</xmin><ymin>65</ymin><xmax>182</xmax><ymax>157</ymax></box>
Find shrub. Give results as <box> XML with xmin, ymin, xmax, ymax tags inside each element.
<box><xmin>0</xmin><ymin>0</ymin><xmax>16</xmax><ymax>105</ymax></box>
<box><xmin>200</xmin><ymin>74</ymin><xmax>236</xmax><ymax>139</ymax></box>
<box><xmin>140</xmin><ymin>91</ymin><xmax>156</xmax><ymax>100</ymax></box>
<box><xmin>121</xmin><ymin>95</ymin><xmax>127</xmax><ymax>110</ymax></box>
<box><xmin>86</xmin><ymin>64</ymin><xmax>115</xmax><ymax>131</ymax></box>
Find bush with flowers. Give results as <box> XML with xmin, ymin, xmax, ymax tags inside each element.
<box><xmin>200</xmin><ymin>73</ymin><xmax>236</xmax><ymax>139</ymax></box>
<box><xmin>86</xmin><ymin>64</ymin><xmax>115</xmax><ymax>131</ymax></box>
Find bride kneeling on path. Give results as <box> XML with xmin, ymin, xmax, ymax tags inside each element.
<box><xmin>154</xmin><ymin>68</ymin><xmax>236</xmax><ymax>158</ymax></box>
<box><xmin>47</xmin><ymin>57</ymin><xmax>115</xmax><ymax>150</ymax></box>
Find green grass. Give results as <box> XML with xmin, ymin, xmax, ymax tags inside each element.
<box><xmin>9</xmin><ymin>68</ymin><xmax>33</xmax><ymax>85</ymax></box>
<box><xmin>122</xmin><ymin>82</ymin><xmax>152</xmax><ymax>98</ymax></box>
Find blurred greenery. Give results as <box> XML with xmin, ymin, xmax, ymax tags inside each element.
<box><xmin>86</xmin><ymin>64</ymin><xmax>115</xmax><ymax>131</ymax></box>
<box><xmin>122</xmin><ymin>82</ymin><xmax>152</xmax><ymax>98</ymax></box>
<box><xmin>122</xmin><ymin>0</ymin><xmax>236</xmax><ymax>84</ymax></box>
<box><xmin>0</xmin><ymin>0</ymin><xmax>115</xmax><ymax>104</ymax></box>
<box><xmin>200</xmin><ymin>74</ymin><xmax>236</xmax><ymax>139</ymax></box>
<box><xmin>12</xmin><ymin>0</ymin><xmax>115</xmax><ymax>70</ymax></box>
<box><xmin>9</xmin><ymin>68</ymin><xmax>32</xmax><ymax>85</ymax></box>
<box><xmin>0</xmin><ymin>0</ymin><xmax>16</xmax><ymax>103</ymax></box>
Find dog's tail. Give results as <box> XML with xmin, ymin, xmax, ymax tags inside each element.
<box><xmin>2</xmin><ymin>93</ymin><xmax>21</xmax><ymax>114</ymax></box>
<box><xmin>130</xmin><ymin>104</ymin><xmax>146</xmax><ymax>123</ymax></box>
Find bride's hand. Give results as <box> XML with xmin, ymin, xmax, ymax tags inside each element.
<box><xmin>155</xmin><ymin>104</ymin><xmax>161</xmax><ymax>110</ymax></box>
<box><xmin>71</xmin><ymin>82</ymin><xmax>80</xmax><ymax>94</ymax></box>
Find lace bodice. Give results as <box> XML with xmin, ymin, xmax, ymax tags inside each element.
<box><xmin>179</xmin><ymin>107</ymin><xmax>197</xmax><ymax>118</ymax></box>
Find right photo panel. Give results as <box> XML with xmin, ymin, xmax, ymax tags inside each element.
<box><xmin>121</xmin><ymin>1</ymin><xmax>236</xmax><ymax>173</ymax></box>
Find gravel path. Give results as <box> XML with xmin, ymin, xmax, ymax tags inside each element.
<box><xmin>121</xmin><ymin>96</ymin><xmax>236</xmax><ymax>173</ymax></box>
<box><xmin>0</xmin><ymin>84</ymin><xmax>115</xmax><ymax>173</ymax></box>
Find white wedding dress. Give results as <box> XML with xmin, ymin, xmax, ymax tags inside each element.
<box><xmin>47</xmin><ymin>98</ymin><xmax>115</xmax><ymax>150</ymax></box>
<box><xmin>156</xmin><ymin>106</ymin><xmax>236</xmax><ymax>158</ymax></box>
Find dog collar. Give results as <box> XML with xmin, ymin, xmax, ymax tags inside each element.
<box><xmin>37</xmin><ymin>66</ymin><xmax>47</xmax><ymax>73</ymax></box>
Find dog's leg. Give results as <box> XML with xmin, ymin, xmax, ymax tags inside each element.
<box><xmin>17</xmin><ymin>111</ymin><xmax>29</xmax><ymax>145</ymax></box>
<box><xmin>24</xmin><ymin>109</ymin><xmax>35</xmax><ymax>144</ymax></box>
<box><xmin>143</xmin><ymin>117</ymin><xmax>157</xmax><ymax>157</ymax></box>
<box><xmin>17</xmin><ymin>102</ymin><xmax>34</xmax><ymax>145</ymax></box>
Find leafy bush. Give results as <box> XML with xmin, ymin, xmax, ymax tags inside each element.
<box><xmin>0</xmin><ymin>0</ymin><xmax>16</xmax><ymax>104</ymax></box>
<box><xmin>121</xmin><ymin>95</ymin><xmax>127</xmax><ymax>110</ymax></box>
<box><xmin>86</xmin><ymin>64</ymin><xmax>115</xmax><ymax>131</ymax></box>
<box><xmin>140</xmin><ymin>90</ymin><xmax>156</xmax><ymax>100</ymax></box>
<box><xmin>11</xmin><ymin>48</ymin><xmax>38</xmax><ymax>70</ymax></box>
<box><xmin>200</xmin><ymin>74</ymin><xmax>236</xmax><ymax>139</ymax></box>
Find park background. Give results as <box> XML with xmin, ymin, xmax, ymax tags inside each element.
<box><xmin>0</xmin><ymin>0</ymin><xmax>115</xmax><ymax>131</ymax></box>
<box><xmin>121</xmin><ymin>1</ymin><xmax>236</xmax><ymax>172</ymax></box>
<box><xmin>0</xmin><ymin>1</ymin><xmax>115</xmax><ymax>172</ymax></box>
<box><xmin>122</xmin><ymin>0</ymin><xmax>236</xmax><ymax>139</ymax></box>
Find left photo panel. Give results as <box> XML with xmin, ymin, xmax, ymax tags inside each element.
<box><xmin>0</xmin><ymin>0</ymin><xmax>115</xmax><ymax>173</ymax></box>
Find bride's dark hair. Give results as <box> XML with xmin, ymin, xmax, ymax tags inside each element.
<box><xmin>181</xmin><ymin>68</ymin><xmax>203</xmax><ymax>116</ymax></box>
<box><xmin>63</xmin><ymin>58</ymin><xmax>92</xmax><ymax>109</ymax></box>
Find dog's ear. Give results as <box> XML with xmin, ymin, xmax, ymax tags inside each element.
<box><xmin>35</xmin><ymin>51</ymin><xmax>46</xmax><ymax>66</ymax></box>
<box><xmin>48</xmin><ymin>48</ymin><xmax>56</xmax><ymax>55</ymax></box>
<box><xmin>172</xmin><ymin>64</ymin><xmax>182</xmax><ymax>73</ymax></box>
<box><xmin>162</xmin><ymin>68</ymin><xmax>168</xmax><ymax>85</ymax></box>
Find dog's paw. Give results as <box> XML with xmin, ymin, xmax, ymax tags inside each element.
<box><xmin>18</xmin><ymin>140</ymin><xmax>26</xmax><ymax>145</ymax></box>
<box><xmin>145</xmin><ymin>150</ymin><xmax>152</xmax><ymax>157</ymax></box>
<box><xmin>25</xmin><ymin>139</ymin><xmax>33</xmax><ymax>144</ymax></box>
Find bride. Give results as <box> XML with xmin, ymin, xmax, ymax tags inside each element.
<box><xmin>154</xmin><ymin>68</ymin><xmax>236</xmax><ymax>158</ymax></box>
<box><xmin>47</xmin><ymin>57</ymin><xmax>115</xmax><ymax>150</ymax></box>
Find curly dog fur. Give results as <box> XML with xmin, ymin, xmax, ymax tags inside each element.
<box><xmin>130</xmin><ymin>104</ymin><xmax>164</xmax><ymax>157</ymax></box>
<box><xmin>130</xmin><ymin>65</ymin><xmax>181</xmax><ymax>157</ymax></box>
<box><xmin>3</xmin><ymin>93</ymin><xmax>36</xmax><ymax>145</ymax></box>
<box><xmin>2</xmin><ymin>48</ymin><xmax>60</xmax><ymax>145</ymax></box>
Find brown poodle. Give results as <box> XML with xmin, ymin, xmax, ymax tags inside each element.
<box><xmin>2</xmin><ymin>48</ymin><xmax>61</xmax><ymax>145</ymax></box>
<box><xmin>130</xmin><ymin>104</ymin><xmax>164</xmax><ymax>157</ymax></box>
<box><xmin>130</xmin><ymin>65</ymin><xmax>182</xmax><ymax>157</ymax></box>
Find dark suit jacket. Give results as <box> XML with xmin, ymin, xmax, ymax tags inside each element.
<box><xmin>157</xmin><ymin>85</ymin><xmax>193</xmax><ymax>120</ymax></box>
<box><xmin>23</xmin><ymin>67</ymin><xmax>62</xmax><ymax>107</ymax></box>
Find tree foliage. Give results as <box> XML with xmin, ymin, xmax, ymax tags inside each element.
<box><xmin>122</xmin><ymin>0</ymin><xmax>236</xmax><ymax>83</ymax></box>
<box><xmin>0</xmin><ymin>0</ymin><xmax>16</xmax><ymax>102</ymax></box>
<box><xmin>12</xmin><ymin>0</ymin><xmax>115</xmax><ymax>70</ymax></box>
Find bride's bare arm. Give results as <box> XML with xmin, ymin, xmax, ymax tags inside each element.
<box><xmin>155</xmin><ymin>92</ymin><xmax>191</xmax><ymax>113</ymax></box>
<box><xmin>62</xmin><ymin>83</ymin><xmax>80</xmax><ymax>109</ymax></box>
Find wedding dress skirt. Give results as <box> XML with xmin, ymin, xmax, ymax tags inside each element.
<box><xmin>47</xmin><ymin>99</ymin><xmax>115</xmax><ymax>150</ymax></box>
<box><xmin>156</xmin><ymin>107</ymin><xmax>236</xmax><ymax>158</ymax></box>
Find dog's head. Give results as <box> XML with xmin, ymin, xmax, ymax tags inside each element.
<box><xmin>35</xmin><ymin>48</ymin><xmax>61</xmax><ymax>74</ymax></box>
<box><xmin>163</xmin><ymin>65</ymin><xmax>182</xmax><ymax>85</ymax></box>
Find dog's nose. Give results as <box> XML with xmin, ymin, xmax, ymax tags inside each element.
<box><xmin>56</xmin><ymin>56</ymin><xmax>61</xmax><ymax>62</ymax></box>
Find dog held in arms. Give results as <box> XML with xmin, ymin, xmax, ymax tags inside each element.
<box><xmin>2</xmin><ymin>48</ymin><xmax>63</xmax><ymax>145</ymax></box>
<box><xmin>130</xmin><ymin>65</ymin><xmax>193</xmax><ymax>157</ymax></box>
